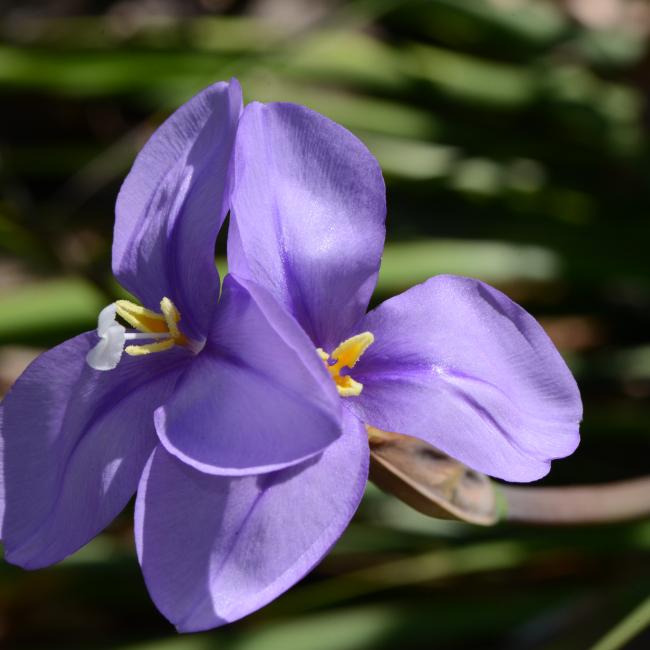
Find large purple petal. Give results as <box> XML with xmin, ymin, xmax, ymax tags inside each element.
<box><xmin>136</xmin><ymin>411</ymin><xmax>368</xmax><ymax>632</ymax></box>
<box><xmin>155</xmin><ymin>275</ymin><xmax>341</xmax><ymax>476</ymax></box>
<box><xmin>113</xmin><ymin>80</ymin><xmax>242</xmax><ymax>341</ymax></box>
<box><xmin>227</xmin><ymin>101</ymin><xmax>386</xmax><ymax>351</ymax></box>
<box><xmin>348</xmin><ymin>275</ymin><xmax>582</xmax><ymax>482</ymax></box>
<box><xmin>0</xmin><ymin>333</ymin><xmax>188</xmax><ymax>568</ymax></box>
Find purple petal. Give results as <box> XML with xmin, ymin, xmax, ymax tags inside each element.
<box><xmin>155</xmin><ymin>275</ymin><xmax>342</xmax><ymax>476</ymax></box>
<box><xmin>348</xmin><ymin>275</ymin><xmax>582</xmax><ymax>482</ymax></box>
<box><xmin>136</xmin><ymin>411</ymin><xmax>368</xmax><ymax>632</ymax></box>
<box><xmin>0</xmin><ymin>333</ymin><xmax>187</xmax><ymax>568</ymax></box>
<box><xmin>228</xmin><ymin>101</ymin><xmax>386</xmax><ymax>351</ymax></box>
<box><xmin>113</xmin><ymin>80</ymin><xmax>242</xmax><ymax>341</ymax></box>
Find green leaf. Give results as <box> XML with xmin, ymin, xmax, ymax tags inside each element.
<box><xmin>376</xmin><ymin>239</ymin><xmax>561</xmax><ymax>293</ymax></box>
<box><xmin>590</xmin><ymin>594</ymin><xmax>650</xmax><ymax>650</ymax></box>
<box><xmin>0</xmin><ymin>277</ymin><xmax>105</xmax><ymax>345</ymax></box>
<box><xmin>406</xmin><ymin>43</ymin><xmax>536</xmax><ymax>109</ymax></box>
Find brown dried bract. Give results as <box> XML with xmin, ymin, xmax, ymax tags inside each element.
<box><xmin>367</xmin><ymin>427</ymin><xmax>498</xmax><ymax>526</ymax></box>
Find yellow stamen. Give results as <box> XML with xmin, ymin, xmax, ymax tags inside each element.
<box><xmin>160</xmin><ymin>297</ymin><xmax>181</xmax><ymax>339</ymax></box>
<box><xmin>117</xmin><ymin>297</ymin><xmax>187</xmax><ymax>356</ymax></box>
<box><xmin>115</xmin><ymin>300</ymin><xmax>167</xmax><ymax>333</ymax></box>
<box><xmin>125</xmin><ymin>339</ymin><xmax>176</xmax><ymax>356</ymax></box>
<box><xmin>317</xmin><ymin>331</ymin><xmax>374</xmax><ymax>397</ymax></box>
<box><xmin>332</xmin><ymin>375</ymin><xmax>365</xmax><ymax>397</ymax></box>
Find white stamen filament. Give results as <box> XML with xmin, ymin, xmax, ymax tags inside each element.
<box><xmin>124</xmin><ymin>332</ymin><xmax>172</xmax><ymax>341</ymax></box>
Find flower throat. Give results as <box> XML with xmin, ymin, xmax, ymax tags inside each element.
<box><xmin>116</xmin><ymin>298</ymin><xmax>187</xmax><ymax>356</ymax></box>
<box><xmin>317</xmin><ymin>332</ymin><xmax>374</xmax><ymax>397</ymax></box>
<box><xmin>86</xmin><ymin>297</ymin><xmax>195</xmax><ymax>372</ymax></box>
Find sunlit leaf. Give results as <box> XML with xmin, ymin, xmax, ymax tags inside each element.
<box><xmin>376</xmin><ymin>238</ymin><xmax>561</xmax><ymax>293</ymax></box>
<box><xmin>0</xmin><ymin>277</ymin><xmax>105</xmax><ymax>344</ymax></box>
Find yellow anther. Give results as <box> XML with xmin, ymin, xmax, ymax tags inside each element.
<box><xmin>329</xmin><ymin>332</ymin><xmax>374</xmax><ymax>374</ymax></box>
<box><xmin>160</xmin><ymin>297</ymin><xmax>183</xmax><ymax>340</ymax></box>
<box><xmin>318</xmin><ymin>331</ymin><xmax>374</xmax><ymax>398</ymax></box>
<box><xmin>116</xmin><ymin>297</ymin><xmax>187</xmax><ymax>356</ymax></box>
<box><xmin>332</xmin><ymin>375</ymin><xmax>365</xmax><ymax>397</ymax></box>
<box><xmin>115</xmin><ymin>300</ymin><xmax>167</xmax><ymax>333</ymax></box>
<box><xmin>125</xmin><ymin>339</ymin><xmax>176</xmax><ymax>356</ymax></box>
<box><xmin>317</xmin><ymin>348</ymin><xmax>330</xmax><ymax>363</ymax></box>
<box><xmin>88</xmin><ymin>297</ymin><xmax>194</xmax><ymax>371</ymax></box>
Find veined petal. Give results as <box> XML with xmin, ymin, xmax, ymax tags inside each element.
<box><xmin>155</xmin><ymin>275</ymin><xmax>341</xmax><ymax>476</ymax></box>
<box><xmin>113</xmin><ymin>80</ymin><xmax>242</xmax><ymax>341</ymax></box>
<box><xmin>349</xmin><ymin>275</ymin><xmax>582</xmax><ymax>482</ymax></box>
<box><xmin>136</xmin><ymin>411</ymin><xmax>368</xmax><ymax>632</ymax></box>
<box><xmin>228</xmin><ymin>101</ymin><xmax>386</xmax><ymax>351</ymax></box>
<box><xmin>0</xmin><ymin>333</ymin><xmax>188</xmax><ymax>568</ymax></box>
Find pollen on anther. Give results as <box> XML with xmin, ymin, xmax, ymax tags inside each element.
<box><xmin>318</xmin><ymin>331</ymin><xmax>374</xmax><ymax>398</ymax></box>
<box><xmin>88</xmin><ymin>296</ymin><xmax>188</xmax><ymax>371</ymax></box>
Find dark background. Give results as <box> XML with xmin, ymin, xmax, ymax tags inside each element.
<box><xmin>1</xmin><ymin>0</ymin><xmax>649</xmax><ymax>648</ymax></box>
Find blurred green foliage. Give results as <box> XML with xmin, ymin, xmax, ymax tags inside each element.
<box><xmin>1</xmin><ymin>0</ymin><xmax>649</xmax><ymax>648</ymax></box>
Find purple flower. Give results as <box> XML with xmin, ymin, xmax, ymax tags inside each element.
<box><xmin>225</xmin><ymin>101</ymin><xmax>583</xmax><ymax>474</ymax></box>
<box><xmin>1</xmin><ymin>82</ymin><xmax>582</xmax><ymax>634</ymax></box>
<box><xmin>227</xmin><ymin>101</ymin><xmax>582</xmax><ymax>478</ymax></box>
<box><xmin>0</xmin><ymin>81</ymin><xmax>344</xmax><ymax>627</ymax></box>
<box><xmin>134</xmin><ymin>101</ymin><xmax>582</xmax><ymax>628</ymax></box>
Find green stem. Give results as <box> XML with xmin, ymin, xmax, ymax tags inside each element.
<box><xmin>500</xmin><ymin>476</ymin><xmax>650</xmax><ymax>525</ymax></box>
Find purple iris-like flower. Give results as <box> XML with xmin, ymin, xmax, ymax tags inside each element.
<box><xmin>134</xmin><ymin>100</ymin><xmax>582</xmax><ymax>631</ymax></box>
<box><xmin>1</xmin><ymin>81</ymin><xmax>582</xmax><ymax>634</ymax></box>
<box><xmin>0</xmin><ymin>81</ymin><xmax>348</xmax><ymax>629</ymax></box>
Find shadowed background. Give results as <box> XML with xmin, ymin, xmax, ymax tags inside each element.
<box><xmin>1</xmin><ymin>0</ymin><xmax>649</xmax><ymax>648</ymax></box>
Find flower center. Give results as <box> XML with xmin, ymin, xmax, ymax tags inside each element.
<box><xmin>317</xmin><ymin>332</ymin><xmax>374</xmax><ymax>397</ymax></box>
<box><xmin>86</xmin><ymin>297</ymin><xmax>191</xmax><ymax>371</ymax></box>
<box><xmin>116</xmin><ymin>298</ymin><xmax>187</xmax><ymax>355</ymax></box>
